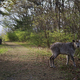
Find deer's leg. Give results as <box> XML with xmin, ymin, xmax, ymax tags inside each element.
<box><xmin>70</xmin><ymin>55</ymin><xmax>76</xmax><ymax>67</ymax></box>
<box><xmin>49</xmin><ymin>53</ymin><xmax>58</xmax><ymax>68</ymax></box>
<box><xmin>66</xmin><ymin>55</ymin><xmax>70</xmax><ymax>65</ymax></box>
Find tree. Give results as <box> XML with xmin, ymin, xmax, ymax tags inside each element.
<box><xmin>14</xmin><ymin>15</ymin><xmax>32</xmax><ymax>31</ymax></box>
<box><xmin>1</xmin><ymin>0</ymin><xmax>80</xmax><ymax>47</ymax></box>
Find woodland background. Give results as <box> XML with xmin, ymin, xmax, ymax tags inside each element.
<box><xmin>1</xmin><ymin>1</ymin><xmax>80</xmax><ymax>80</ymax></box>
<box><xmin>0</xmin><ymin>0</ymin><xmax>80</xmax><ymax>48</ymax></box>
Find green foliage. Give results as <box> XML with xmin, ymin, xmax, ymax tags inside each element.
<box><xmin>15</xmin><ymin>31</ymin><xmax>27</xmax><ymax>42</ymax></box>
<box><xmin>30</xmin><ymin>32</ymin><xmax>46</xmax><ymax>47</ymax></box>
<box><xmin>5</xmin><ymin>30</ymin><xmax>75</xmax><ymax>46</ymax></box>
<box><xmin>50</xmin><ymin>30</ymin><xmax>74</xmax><ymax>43</ymax></box>
<box><xmin>75</xmin><ymin>48</ymin><xmax>80</xmax><ymax>59</ymax></box>
<box><xmin>0</xmin><ymin>36</ymin><xmax>2</xmax><ymax>39</ymax></box>
<box><xmin>14</xmin><ymin>15</ymin><xmax>32</xmax><ymax>31</ymax></box>
<box><xmin>5</xmin><ymin>30</ymin><xmax>31</xmax><ymax>42</ymax></box>
<box><xmin>5</xmin><ymin>31</ymin><xmax>18</xmax><ymax>41</ymax></box>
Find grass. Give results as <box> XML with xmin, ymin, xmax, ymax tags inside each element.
<box><xmin>15</xmin><ymin>41</ymin><xmax>51</xmax><ymax>56</ymax></box>
<box><xmin>0</xmin><ymin>42</ymin><xmax>80</xmax><ymax>80</ymax></box>
<box><xmin>0</xmin><ymin>44</ymin><xmax>8</xmax><ymax>55</ymax></box>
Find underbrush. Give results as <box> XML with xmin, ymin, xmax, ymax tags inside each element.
<box><xmin>4</xmin><ymin>30</ymin><xmax>75</xmax><ymax>47</ymax></box>
<box><xmin>75</xmin><ymin>48</ymin><xmax>80</xmax><ymax>59</ymax></box>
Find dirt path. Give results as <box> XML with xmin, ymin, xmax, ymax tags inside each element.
<box><xmin>0</xmin><ymin>42</ymin><xmax>79</xmax><ymax>80</ymax></box>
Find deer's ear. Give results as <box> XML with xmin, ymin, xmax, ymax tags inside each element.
<box><xmin>72</xmin><ymin>40</ymin><xmax>75</xmax><ymax>42</ymax></box>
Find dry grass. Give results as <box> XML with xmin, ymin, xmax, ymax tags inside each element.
<box><xmin>0</xmin><ymin>42</ymin><xmax>80</xmax><ymax>80</ymax></box>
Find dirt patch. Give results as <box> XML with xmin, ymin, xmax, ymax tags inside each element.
<box><xmin>0</xmin><ymin>42</ymin><xmax>80</xmax><ymax>80</ymax></box>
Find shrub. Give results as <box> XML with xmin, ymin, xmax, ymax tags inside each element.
<box><xmin>15</xmin><ymin>31</ymin><xmax>27</xmax><ymax>42</ymax></box>
<box><xmin>50</xmin><ymin>31</ymin><xmax>74</xmax><ymax>43</ymax></box>
<box><xmin>4</xmin><ymin>30</ymin><xmax>77</xmax><ymax>47</ymax></box>
<box><xmin>5</xmin><ymin>31</ymin><xmax>30</xmax><ymax>42</ymax></box>
<box><xmin>5</xmin><ymin>31</ymin><xmax>18</xmax><ymax>41</ymax></box>
<box><xmin>30</xmin><ymin>32</ymin><xmax>45</xmax><ymax>46</ymax></box>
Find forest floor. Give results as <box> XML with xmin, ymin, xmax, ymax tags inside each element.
<box><xmin>0</xmin><ymin>42</ymin><xmax>80</xmax><ymax>80</ymax></box>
